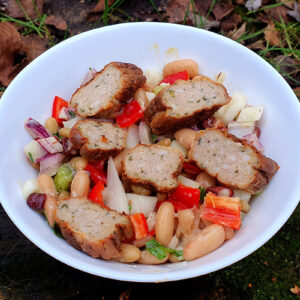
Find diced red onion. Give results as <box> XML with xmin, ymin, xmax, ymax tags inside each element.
<box><xmin>254</xmin><ymin>126</ymin><xmax>261</xmax><ymax>138</ymax></box>
<box><xmin>190</xmin><ymin>124</ymin><xmax>201</xmax><ymax>131</ymax></box>
<box><xmin>228</xmin><ymin>121</ymin><xmax>255</xmax><ymax>139</ymax></box>
<box><xmin>81</xmin><ymin>68</ymin><xmax>97</xmax><ymax>86</ymax></box>
<box><xmin>24</xmin><ymin>118</ymin><xmax>51</xmax><ymax>139</ymax></box>
<box><xmin>139</xmin><ymin>121</ymin><xmax>152</xmax><ymax>145</ymax></box>
<box><xmin>61</xmin><ymin>138</ymin><xmax>78</xmax><ymax>156</ymax></box>
<box><xmin>206</xmin><ymin>186</ymin><xmax>234</xmax><ymax>197</ymax></box>
<box><xmin>243</xmin><ymin>133</ymin><xmax>265</xmax><ymax>152</ymax></box>
<box><xmin>24</xmin><ymin>139</ymin><xmax>48</xmax><ymax>163</ymax></box>
<box><xmin>38</xmin><ymin>137</ymin><xmax>63</xmax><ymax>154</ymax></box>
<box><xmin>39</xmin><ymin>153</ymin><xmax>65</xmax><ymax>177</ymax></box>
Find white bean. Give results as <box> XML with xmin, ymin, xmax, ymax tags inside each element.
<box><xmin>138</xmin><ymin>250</ymin><xmax>169</xmax><ymax>264</ymax></box>
<box><xmin>224</xmin><ymin>227</ymin><xmax>235</xmax><ymax>240</ymax></box>
<box><xmin>163</xmin><ymin>59</ymin><xmax>199</xmax><ymax>78</ymax></box>
<box><xmin>183</xmin><ymin>224</ymin><xmax>225</xmax><ymax>261</ymax></box>
<box><xmin>195</xmin><ymin>172</ymin><xmax>216</xmax><ymax>188</ymax></box>
<box><xmin>118</xmin><ymin>244</ymin><xmax>141</xmax><ymax>263</ymax></box>
<box><xmin>70</xmin><ymin>170</ymin><xmax>90</xmax><ymax>198</ymax></box>
<box><xmin>178</xmin><ymin>209</ymin><xmax>195</xmax><ymax>236</ymax></box>
<box><xmin>38</xmin><ymin>174</ymin><xmax>57</xmax><ymax>196</ymax></box>
<box><xmin>174</xmin><ymin>128</ymin><xmax>196</xmax><ymax>149</ymax></box>
<box><xmin>155</xmin><ymin>202</ymin><xmax>174</xmax><ymax>246</ymax></box>
<box><xmin>44</xmin><ymin>195</ymin><xmax>57</xmax><ymax>227</ymax></box>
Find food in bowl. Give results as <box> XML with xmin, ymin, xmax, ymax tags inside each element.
<box><xmin>22</xmin><ymin>59</ymin><xmax>279</xmax><ymax>264</ymax></box>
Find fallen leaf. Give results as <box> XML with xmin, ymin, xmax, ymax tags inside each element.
<box><xmin>21</xmin><ymin>34</ymin><xmax>48</xmax><ymax>61</ymax></box>
<box><xmin>230</xmin><ymin>22</ymin><xmax>246</xmax><ymax>41</ymax></box>
<box><xmin>247</xmin><ymin>39</ymin><xmax>265</xmax><ymax>50</ymax></box>
<box><xmin>45</xmin><ymin>15</ymin><xmax>67</xmax><ymax>31</ymax></box>
<box><xmin>282</xmin><ymin>0</ymin><xmax>294</xmax><ymax>10</ymax></box>
<box><xmin>290</xmin><ymin>284</ymin><xmax>300</xmax><ymax>295</ymax></box>
<box><xmin>0</xmin><ymin>22</ymin><xmax>23</xmax><ymax>86</ymax></box>
<box><xmin>212</xmin><ymin>2</ymin><xmax>234</xmax><ymax>21</ymax></box>
<box><xmin>236</xmin><ymin>0</ymin><xmax>245</xmax><ymax>4</ymax></box>
<box><xmin>4</xmin><ymin>0</ymin><xmax>44</xmax><ymax>19</ymax></box>
<box><xmin>287</xmin><ymin>2</ymin><xmax>300</xmax><ymax>22</ymax></box>
<box><xmin>265</xmin><ymin>5</ymin><xmax>290</xmax><ymax>22</ymax></box>
<box><xmin>165</xmin><ymin>0</ymin><xmax>191</xmax><ymax>23</ymax></box>
<box><xmin>264</xmin><ymin>21</ymin><xmax>281</xmax><ymax>46</ymax></box>
<box><xmin>91</xmin><ymin>0</ymin><xmax>116</xmax><ymax>13</ymax></box>
<box><xmin>245</xmin><ymin>0</ymin><xmax>262</xmax><ymax>11</ymax></box>
<box><xmin>188</xmin><ymin>12</ymin><xmax>220</xmax><ymax>30</ymax></box>
<box><xmin>221</xmin><ymin>12</ymin><xmax>242</xmax><ymax>32</ymax></box>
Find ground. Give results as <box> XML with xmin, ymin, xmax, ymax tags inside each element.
<box><xmin>0</xmin><ymin>0</ymin><xmax>299</xmax><ymax>299</ymax></box>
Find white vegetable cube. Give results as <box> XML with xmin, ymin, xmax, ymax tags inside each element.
<box><xmin>145</xmin><ymin>69</ymin><xmax>163</xmax><ymax>86</ymax></box>
<box><xmin>22</xmin><ymin>178</ymin><xmax>41</xmax><ymax>200</ymax></box>
<box><xmin>24</xmin><ymin>140</ymin><xmax>47</xmax><ymax>163</ymax></box>
<box><xmin>214</xmin><ymin>91</ymin><xmax>247</xmax><ymax>125</ymax></box>
<box><xmin>126</xmin><ymin>193</ymin><xmax>157</xmax><ymax>217</ymax></box>
<box><xmin>236</xmin><ymin>105</ymin><xmax>264</xmax><ymax>122</ymax></box>
<box><xmin>228</xmin><ymin>121</ymin><xmax>255</xmax><ymax>139</ymax></box>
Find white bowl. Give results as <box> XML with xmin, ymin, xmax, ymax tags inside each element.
<box><xmin>0</xmin><ymin>23</ymin><xmax>299</xmax><ymax>282</ymax></box>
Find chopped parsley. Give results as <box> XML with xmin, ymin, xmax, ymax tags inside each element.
<box><xmin>68</xmin><ymin>110</ymin><xmax>76</xmax><ymax>118</ymax></box>
<box><xmin>53</xmin><ymin>132</ymin><xmax>63</xmax><ymax>140</ymax></box>
<box><xmin>146</xmin><ymin>239</ymin><xmax>183</xmax><ymax>260</ymax></box>
<box><xmin>199</xmin><ymin>186</ymin><xmax>206</xmax><ymax>202</ymax></box>
<box><xmin>28</xmin><ymin>152</ymin><xmax>34</xmax><ymax>163</ymax></box>
<box><xmin>151</xmin><ymin>133</ymin><xmax>157</xmax><ymax>143</ymax></box>
<box><xmin>128</xmin><ymin>202</ymin><xmax>132</xmax><ymax>213</ymax></box>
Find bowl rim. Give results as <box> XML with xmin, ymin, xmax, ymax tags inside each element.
<box><xmin>1</xmin><ymin>22</ymin><xmax>299</xmax><ymax>282</ymax></box>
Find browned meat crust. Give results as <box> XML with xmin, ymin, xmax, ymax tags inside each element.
<box><xmin>70</xmin><ymin>62</ymin><xmax>146</xmax><ymax>118</ymax></box>
<box><xmin>188</xmin><ymin>129</ymin><xmax>279</xmax><ymax>194</ymax></box>
<box><xmin>144</xmin><ymin>77</ymin><xmax>230</xmax><ymax>134</ymax></box>
<box><xmin>70</xmin><ymin>119</ymin><xmax>127</xmax><ymax>161</ymax></box>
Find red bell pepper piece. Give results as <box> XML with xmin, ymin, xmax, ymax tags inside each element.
<box><xmin>201</xmin><ymin>192</ymin><xmax>241</xmax><ymax>230</ymax></box>
<box><xmin>52</xmin><ymin>96</ymin><xmax>69</xmax><ymax>127</ymax></box>
<box><xmin>116</xmin><ymin>100</ymin><xmax>143</xmax><ymax>128</ymax></box>
<box><xmin>169</xmin><ymin>184</ymin><xmax>200</xmax><ymax>208</ymax></box>
<box><xmin>84</xmin><ymin>163</ymin><xmax>107</xmax><ymax>185</ymax></box>
<box><xmin>160</xmin><ymin>71</ymin><xmax>189</xmax><ymax>85</ymax></box>
<box><xmin>156</xmin><ymin>199</ymin><xmax>189</xmax><ymax>212</ymax></box>
<box><xmin>88</xmin><ymin>181</ymin><xmax>105</xmax><ymax>206</ymax></box>
<box><xmin>183</xmin><ymin>162</ymin><xmax>200</xmax><ymax>175</ymax></box>
<box><xmin>129</xmin><ymin>213</ymin><xmax>149</xmax><ymax>240</ymax></box>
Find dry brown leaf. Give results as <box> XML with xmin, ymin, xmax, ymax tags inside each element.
<box><xmin>91</xmin><ymin>0</ymin><xmax>116</xmax><ymax>13</ymax></box>
<box><xmin>247</xmin><ymin>39</ymin><xmax>265</xmax><ymax>50</ymax></box>
<box><xmin>221</xmin><ymin>12</ymin><xmax>242</xmax><ymax>32</ymax></box>
<box><xmin>290</xmin><ymin>284</ymin><xmax>300</xmax><ymax>295</ymax></box>
<box><xmin>212</xmin><ymin>2</ymin><xmax>234</xmax><ymax>21</ymax></box>
<box><xmin>45</xmin><ymin>15</ymin><xmax>67</xmax><ymax>31</ymax></box>
<box><xmin>265</xmin><ymin>5</ymin><xmax>290</xmax><ymax>22</ymax></box>
<box><xmin>0</xmin><ymin>22</ymin><xmax>23</xmax><ymax>86</ymax></box>
<box><xmin>264</xmin><ymin>21</ymin><xmax>281</xmax><ymax>46</ymax></box>
<box><xmin>282</xmin><ymin>0</ymin><xmax>294</xmax><ymax>10</ymax></box>
<box><xmin>5</xmin><ymin>0</ymin><xmax>44</xmax><ymax>19</ymax></box>
<box><xmin>21</xmin><ymin>34</ymin><xmax>48</xmax><ymax>61</ymax></box>
<box><xmin>287</xmin><ymin>2</ymin><xmax>300</xmax><ymax>22</ymax></box>
<box><xmin>165</xmin><ymin>0</ymin><xmax>191</xmax><ymax>23</ymax></box>
<box><xmin>230</xmin><ymin>22</ymin><xmax>246</xmax><ymax>41</ymax></box>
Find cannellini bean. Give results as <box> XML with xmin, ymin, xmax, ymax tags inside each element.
<box><xmin>59</xmin><ymin>127</ymin><xmax>71</xmax><ymax>138</ymax></box>
<box><xmin>183</xmin><ymin>224</ymin><xmax>225</xmax><ymax>261</ymax></box>
<box><xmin>241</xmin><ymin>200</ymin><xmax>251</xmax><ymax>213</ymax></box>
<box><xmin>38</xmin><ymin>174</ymin><xmax>57</xmax><ymax>196</ymax></box>
<box><xmin>195</xmin><ymin>172</ymin><xmax>216</xmax><ymax>188</ymax></box>
<box><xmin>155</xmin><ymin>202</ymin><xmax>174</xmax><ymax>246</ymax></box>
<box><xmin>138</xmin><ymin>250</ymin><xmax>169</xmax><ymax>264</ymax></box>
<box><xmin>178</xmin><ymin>209</ymin><xmax>195</xmax><ymax>236</ymax></box>
<box><xmin>70</xmin><ymin>170</ymin><xmax>90</xmax><ymax>197</ymax></box>
<box><xmin>118</xmin><ymin>244</ymin><xmax>141</xmax><ymax>263</ymax></box>
<box><xmin>174</xmin><ymin>128</ymin><xmax>196</xmax><ymax>149</ymax></box>
<box><xmin>134</xmin><ymin>88</ymin><xmax>149</xmax><ymax>111</ymax></box>
<box><xmin>44</xmin><ymin>117</ymin><xmax>58</xmax><ymax>134</ymax></box>
<box><xmin>69</xmin><ymin>156</ymin><xmax>88</xmax><ymax>171</ymax></box>
<box><xmin>224</xmin><ymin>227</ymin><xmax>235</xmax><ymax>240</ymax></box>
<box><xmin>133</xmin><ymin>235</ymin><xmax>154</xmax><ymax>248</ymax></box>
<box><xmin>157</xmin><ymin>138</ymin><xmax>171</xmax><ymax>147</ymax></box>
<box><xmin>163</xmin><ymin>59</ymin><xmax>199</xmax><ymax>79</ymax></box>
<box><xmin>201</xmin><ymin>218</ymin><xmax>213</xmax><ymax>227</ymax></box>
<box><xmin>113</xmin><ymin>149</ymin><xmax>131</xmax><ymax>175</ymax></box>
<box><xmin>44</xmin><ymin>195</ymin><xmax>57</xmax><ymax>227</ymax></box>
<box><xmin>130</xmin><ymin>184</ymin><xmax>152</xmax><ymax>196</ymax></box>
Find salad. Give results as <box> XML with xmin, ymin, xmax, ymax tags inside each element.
<box><xmin>22</xmin><ymin>59</ymin><xmax>279</xmax><ymax>264</ymax></box>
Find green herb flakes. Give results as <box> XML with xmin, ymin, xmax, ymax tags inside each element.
<box><xmin>28</xmin><ymin>152</ymin><xmax>34</xmax><ymax>163</ymax></box>
<box><xmin>146</xmin><ymin>239</ymin><xmax>183</xmax><ymax>260</ymax></box>
<box><xmin>199</xmin><ymin>187</ymin><xmax>206</xmax><ymax>202</ymax></box>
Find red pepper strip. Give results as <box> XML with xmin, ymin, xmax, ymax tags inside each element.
<box><xmin>201</xmin><ymin>192</ymin><xmax>241</xmax><ymax>230</ymax></box>
<box><xmin>156</xmin><ymin>199</ymin><xmax>189</xmax><ymax>212</ymax></box>
<box><xmin>84</xmin><ymin>163</ymin><xmax>107</xmax><ymax>185</ymax></box>
<box><xmin>52</xmin><ymin>96</ymin><xmax>69</xmax><ymax>127</ymax></box>
<box><xmin>160</xmin><ymin>71</ymin><xmax>189</xmax><ymax>85</ymax></box>
<box><xmin>169</xmin><ymin>184</ymin><xmax>200</xmax><ymax>208</ymax></box>
<box><xmin>88</xmin><ymin>181</ymin><xmax>105</xmax><ymax>207</ymax></box>
<box><xmin>116</xmin><ymin>100</ymin><xmax>143</xmax><ymax>128</ymax></box>
<box><xmin>183</xmin><ymin>162</ymin><xmax>201</xmax><ymax>175</ymax></box>
<box><xmin>129</xmin><ymin>213</ymin><xmax>149</xmax><ymax>240</ymax></box>
<box><xmin>90</xmin><ymin>160</ymin><xmax>105</xmax><ymax>170</ymax></box>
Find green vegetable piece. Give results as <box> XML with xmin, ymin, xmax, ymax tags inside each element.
<box><xmin>28</xmin><ymin>152</ymin><xmax>34</xmax><ymax>163</ymax></box>
<box><xmin>54</xmin><ymin>164</ymin><xmax>74</xmax><ymax>193</ymax></box>
<box><xmin>151</xmin><ymin>133</ymin><xmax>157</xmax><ymax>143</ymax></box>
<box><xmin>146</xmin><ymin>239</ymin><xmax>183</xmax><ymax>260</ymax></box>
<box><xmin>68</xmin><ymin>110</ymin><xmax>76</xmax><ymax>118</ymax></box>
<box><xmin>199</xmin><ymin>186</ymin><xmax>206</xmax><ymax>202</ymax></box>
